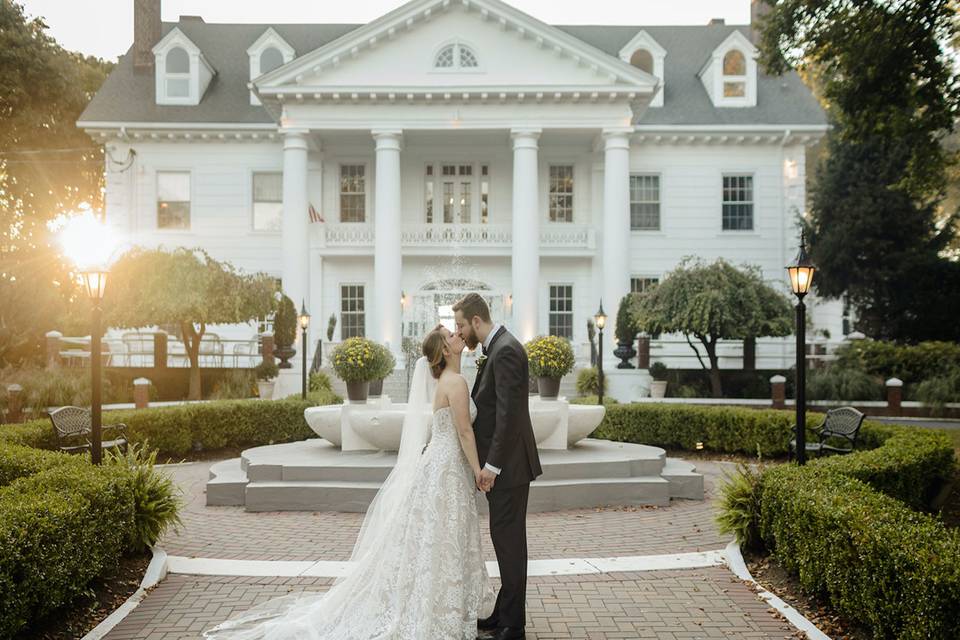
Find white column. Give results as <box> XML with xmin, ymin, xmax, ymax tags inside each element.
<box><xmin>281</xmin><ymin>129</ymin><xmax>310</xmax><ymax>310</ymax></box>
<box><xmin>602</xmin><ymin>129</ymin><xmax>631</xmax><ymax>347</ymax></box>
<box><xmin>372</xmin><ymin>129</ymin><xmax>403</xmax><ymax>353</ymax></box>
<box><xmin>511</xmin><ymin>128</ymin><xmax>541</xmax><ymax>342</ymax></box>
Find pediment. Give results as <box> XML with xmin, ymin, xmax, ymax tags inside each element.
<box><xmin>256</xmin><ymin>0</ymin><xmax>656</xmax><ymax>93</ymax></box>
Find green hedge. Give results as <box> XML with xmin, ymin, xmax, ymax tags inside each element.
<box><xmin>759</xmin><ymin>464</ymin><xmax>960</xmax><ymax>640</ymax></box>
<box><xmin>0</xmin><ymin>391</ymin><xmax>341</xmax><ymax>459</ymax></box>
<box><xmin>0</xmin><ymin>449</ymin><xmax>137</xmax><ymax>637</ymax></box>
<box><xmin>591</xmin><ymin>402</ymin><xmax>895</xmax><ymax>457</ymax></box>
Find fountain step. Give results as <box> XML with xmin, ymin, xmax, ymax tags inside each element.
<box><xmin>661</xmin><ymin>458</ymin><xmax>705</xmax><ymax>500</ymax></box>
<box><xmin>243</xmin><ymin>476</ymin><xmax>671</xmax><ymax>513</ymax></box>
<box><xmin>206</xmin><ymin>458</ymin><xmax>248</xmax><ymax>506</ymax></box>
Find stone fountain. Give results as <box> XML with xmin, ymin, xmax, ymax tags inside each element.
<box><xmin>206</xmin><ymin>394</ymin><xmax>704</xmax><ymax>512</ymax></box>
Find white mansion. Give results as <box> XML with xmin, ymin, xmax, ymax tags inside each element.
<box><xmin>80</xmin><ymin>0</ymin><xmax>833</xmax><ymax>368</ymax></box>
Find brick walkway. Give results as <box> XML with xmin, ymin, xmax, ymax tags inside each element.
<box><xmin>99</xmin><ymin>458</ymin><xmax>802</xmax><ymax>639</ymax></box>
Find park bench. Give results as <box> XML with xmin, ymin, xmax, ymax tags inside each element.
<box><xmin>789</xmin><ymin>406</ymin><xmax>865</xmax><ymax>459</ymax></box>
<box><xmin>48</xmin><ymin>406</ymin><xmax>129</xmax><ymax>456</ymax></box>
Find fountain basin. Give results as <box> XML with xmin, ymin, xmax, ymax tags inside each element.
<box><xmin>304</xmin><ymin>396</ymin><xmax>604</xmax><ymax>451</ymax></box>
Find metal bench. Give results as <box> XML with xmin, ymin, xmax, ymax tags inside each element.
<box><xmin>789</xmin><ymin>406</ymin><xmax>865</xmax><ymax>459</ymax></box>
<box><xmin>48</xmin><ymin>406</ymin><xmax>129</xmax><ymax>456</ymax></box>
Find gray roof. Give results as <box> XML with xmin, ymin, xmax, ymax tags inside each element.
<box><xmin>79</xmin><ymin>20</ymin><xmax>826</xmax><ymax>127</ymax></box>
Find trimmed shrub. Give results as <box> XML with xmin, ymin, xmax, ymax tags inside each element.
<box><xmin>759</xmin><ymin>464</ymin><xmax>960</xmax><ymax>640</ymax></box>
<box><xmin>0</xmin><ymin>392</ymin><xmax>341</xmax><ymax>459</ymax></box>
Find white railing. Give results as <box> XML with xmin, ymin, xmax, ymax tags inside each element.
<box><xmin>316</xmin><ymin>223</ymin><xmax>595</xmax><ymax>250</ymax></box>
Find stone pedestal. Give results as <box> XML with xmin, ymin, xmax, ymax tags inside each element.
<box><xmin>606</xmin><ymin>369</ymin><xmax>651</xmax><ymax>403</ymax></box>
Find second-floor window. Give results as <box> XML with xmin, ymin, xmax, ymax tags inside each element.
<box><xmin>252</xmin><ymin>172</ymin><xmax>282</xmax><ymax>231</ymax></box>
<box><xmin>340</xmin><ymin>165</ymin><xmax>366</xmax><ymax>222</ymax></box>
<box><xmin>424</xmin><ymin>163</ymin><xmax>488</xmax><ymax>224</ymax></box>
<box><xmin>548</xmin><ymin>165</ymin><xmax>574</xmax><ymax>222</ymax></box>
<box><xmin>722</xmin><ymin>174</ymin><xmax>754</xmax><ymax>231</ymax></box>
<box><xmin>157</xmin><ymin>171</ymin><xmax>190</xmax><ymax>229</ymax></box>
<box><xmin>630</xmin><ymin>174</ymin><xmax>660</xmax><ymax>230</ymax></box>
<box><xmin>631</xmin><ymin>277</ymin><xmax>659</xmax><ymax>294</ymax></box>
<box><xmin>549</xmin><ymin>284</ymin><xmax>574</xmax><ymax>339</ymax></box>
<box><xmin>341</xmin><ymin>284</ymin><xmax>365</xmax><ymax>339</ymax></box>
<box><xmin>164</xmin><ymin>47</ymin><xmax>191</xmax><ymax>98</ymax></box>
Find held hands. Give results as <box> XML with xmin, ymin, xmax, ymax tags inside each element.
<box><xmin>478</xmin><ymin>468</ymin><xmax>497</xmax><ymax>493</ymax></box>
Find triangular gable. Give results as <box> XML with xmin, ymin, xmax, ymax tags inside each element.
<box><xmin>255</xmin><ymin>0</ymin><xmax>656</xmax><ymax>91</ymax></box>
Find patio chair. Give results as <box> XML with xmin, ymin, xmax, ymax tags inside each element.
<box><xmin>48</xmin><ymin>406</ymin><xmax>128</xmax><ymax>456</ymax></box>
<box><xmin>789</xmin><ymin>406</ymin><xmax>865</xmax><ymax>459</ymax></box>
<box><xmin>232</xmin><ymin>336</ymin><xmax>260</xmax><ymax>368</ymax></box>
<box><xmin>199</xmin><ymin>333</ymin><xmax>224</xmax><ymax>367</ymax></box>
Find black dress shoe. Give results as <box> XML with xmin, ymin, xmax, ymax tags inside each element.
<box><xmin>486</xmin><ymin>628</ymin><xmax>525</xmax><ymax>640</ymax></box>
<box><xmin>477</xmin><ymin>615</ymin><xmax>499</xmax><ymax>631</ymax></box>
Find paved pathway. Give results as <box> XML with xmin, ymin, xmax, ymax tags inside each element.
<box><xmin>100</xmin><ymin>459</ymin><xmax>803</xmax><ymax>639</ymax></box>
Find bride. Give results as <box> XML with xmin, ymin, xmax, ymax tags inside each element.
<box><xmin>202</xmin><ymin>325</ymin><xmax>494</xmax><ymax>639</ymax></box>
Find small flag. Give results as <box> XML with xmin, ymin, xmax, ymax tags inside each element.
<box><xmin>308</xmin><ymin>203</ymin><xmax>324</xmax><ymax>223</ymax></box>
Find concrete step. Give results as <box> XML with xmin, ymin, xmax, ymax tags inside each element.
<box><xmin>661</xmin><ymin>458</ymin><xmax>705</xmax><ymax>500</ymax></box>
<box><xmin>206</xmin><ymin>458</ymin><xmax>247</xmax><ymax>506</ymax></box>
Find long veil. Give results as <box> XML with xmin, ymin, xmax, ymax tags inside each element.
<box><xmin>201</xmin><ymin>357</ymin><xmax>436</xmax><ymax>639</ymax></box>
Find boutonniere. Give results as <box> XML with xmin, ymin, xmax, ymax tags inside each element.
<box><xmin>475</xmin><ymin>353</ymin><xmax>488</xmax><ymax>374</ymax></box>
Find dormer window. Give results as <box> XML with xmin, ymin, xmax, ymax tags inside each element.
<box><xmin>153</xmin><ymin>27</ymin><xmax>215</xmax><ymax>106</ymax></box>
<box><xmin>698</xmin><ymin>31</ymin><xmax>757</xmax><ymax>107</ymax></box>
<box><xmin>434</xmin><ymin>43</ymin><xmax>479</xmax><ymax>70</ymax></box>
<box><xmin>722</xmin><ymin>50</ymin><xmax>747</xmax><ymax>97</ymax></box>
<box><xmin>618</xmin><ymin>31</ymin><xmax>665</xmax><ymax>107</ymax></box>
<box><xmin>247</xmin><ymin>28</ymin><xmax>295</xmax><ymax>105</ymax></box>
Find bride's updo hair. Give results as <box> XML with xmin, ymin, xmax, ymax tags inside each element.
<box><xmin>422</xmin><ymin>326</ymin><xmax>448</xmax><ymax>379</ymax></box>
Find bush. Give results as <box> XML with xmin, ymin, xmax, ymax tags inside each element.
<box><xmin>525</xmin><ymin>335</ymin><xmax>575</xmax><ymax>378</ymax></box>
<box><xmin>0</xmin><ymin>393</ymin><xmax>341</xmax><ymax>459</ymax></box>
<box><xmin>210</xmin><ymin>369</ymin><xmax>256</xmax><ymax>400</ymax></box>
<box><xmin>569</xmin><ymin>395</ymin><xmax>618</xmax><ymax>406</ymax></box>
<box><xmin>254</xmin><ymin>360</ymin><xmax>279</xmax><ymax>381</ymax></box>
<box><xmin>833</xmin><ymin>339</ymin><xmax>960</xmax><ymax>385</ymax></box>
<box><xmin>274</xmin><ymin>294</ymin><xmax>298</xmax><ymax>349</ymax></box>
<box><xmin>806</xmin><ymin>366</ymin><xmax>883</xmax><ymax>401</ymax></box>
<box><xmin>309</xmin><ymin>370</ymin><xmax>333</xmax><ymax>392</ymax></box>
<box><xmin>575</xmin><ymin>368</ymin><xmax>605</xmax><ymax>396</ymax></box>
<box><xmin>915</xmin><ymin>367</ymin><xmax>960</xmax><ymax>409</ymax></box>
<box><xmin>715</xmin><ymin>463</ymin><xmax>765</xmax><ymax>550</ymax></box>
<box><xmin>649</xmin><ymin>361</ymin><xmax>668</xmax><ymax>381</ymax></box>
<box><xmin>759</xmin><ymin>464</ymin><xmax>960</xmax><ymax>640</ymax></box>
<box><xmin>331</xmin><ymin>337</ymin><xmax>380</xmax><ymax>383</ymax></box>
<box><xmin>370</xmin><ymin>342</ymin><xmax>396</xmax><ymax>380</ymax></box>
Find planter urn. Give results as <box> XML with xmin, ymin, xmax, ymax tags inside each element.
<box><xmin>650</xmin><ymin>380</ymin><xmax>667</xmax><ymax>399</ymax></box>
<box><xmin>257</xmin><ymin>380</ymin><xmax>275</xmax><ymax>400</ymax></box>
<box><xmin>345</xmin><ymin>380</ymin><xmax>370</xmax><ymax>403</ymax></box>
<box><xmin>614</xmin><ymin>340</ymin><xmax>637</xmax><ymax>369</ymax></box>
<box><xmin>274</xmin><ymin>344</ymin><xmax>296</xmax><ymax>369</ymax></box>
<box><xmin>537</xmin><ymin>376</ymin><xmax>561</xmax><ymax>400</ymax></box>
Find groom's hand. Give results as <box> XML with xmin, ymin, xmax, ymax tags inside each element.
<box><xmin>479</xmin><ymin>468</ymin><xmax>496</xmax><ymax>492</ymax></box>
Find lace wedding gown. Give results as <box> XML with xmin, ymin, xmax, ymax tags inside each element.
<box><xmin>202</xmin><ymin>395</ymin><xmax>494</xmax><ymax>640</ymax></box>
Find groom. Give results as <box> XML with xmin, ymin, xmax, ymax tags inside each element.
<box><xmin>453</xmin><ymin>293</ymin><xmax>542</xmax><ymax>640</ymax></box>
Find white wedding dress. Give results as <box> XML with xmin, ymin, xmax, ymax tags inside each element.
<box><xmin>202</xmin><ymin>359</ymin><xmax>494</xmax><ymax>640</ymax></box>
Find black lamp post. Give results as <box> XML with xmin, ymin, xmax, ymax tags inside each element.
<box><xmin>298</xmin><ymin>300</ymin><xmax>311</xmax><ymax>400</ymax></box>
<box><xmin>786</xmin><ymin>232</ymin><xmax>815</xmax><ymax>465</ymax></box>
<box><xmin>80</xmin><ymin>268</ymin><xmax>109</xmax><ymax>465</ymax></box>
<box><xmin>594</xmin><ymin>301</ymin><xmax>607</xmax><ymax>405</ymax></box>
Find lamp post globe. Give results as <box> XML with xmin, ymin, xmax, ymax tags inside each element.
<box><xmin>299</xmin><ymin>300</ymin><xmax>311</xmax><ymax>400</ymax></box>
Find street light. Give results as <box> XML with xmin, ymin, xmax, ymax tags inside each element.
<box><xmin>594</xmin><ymin>301</ymin><xmax>607</xmax><ymax>406</ymax></box>
<box><xmin>298</xmin><ymin>300</ymin><xmax>311</xmax><ymax>400</ymax></box>
<box><xmin>58</xmin><ymin>209</ymin><xmax>120</xmax><ymax>466</ymax></box>
<box><xmin>786</xmin><ymin>231</ymin><xmax>815</xmax><ymax>465</ymax></box>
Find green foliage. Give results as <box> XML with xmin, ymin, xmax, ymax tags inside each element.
<box><xmin>525</xmin><ymin>335</ymin><xmax>575</xmax><ymax>378</ymax></box>
<box><xmin>805</xmin><ymin>366</ymin><xmax>883</xmax><ymax>401</ymax></box>
<box><xmin>209</xmin><ymin>369</ymin><xmax>256</xmax><ymax>400</ymax></box>
<box><xmin>309</xmin><ymin>370</ymin><xmax>333</xmax><ymax>392</ymax></box>
<box><xmin>103</xmin><ymin>441</ymin><xmax>184</xmax><ymax>552</ymax></box>
<box><xmin>0</xmin><ymin>394</ymin><xmax>341</xmax><ymax>459</ymax></box>
<box><xmin>331</xmin><ymin>337</ymin><xmax>380</xmax><ymax>383</ymax></box>
<box><xmin>715</xmin><ymin>463</ymin><xmax>765</xmax><ymax>549</ymax></box>
<box><xmin>649</xmin><ymin>361</ymin><xmax>668</xmax><ymax>381</ymax></box>
<box><xmin>759</xmin><ymin>1</ymin><xmax>960</xmax><ymax>341</ymax></box>
<box><xmin>759</xmin><ymin>464</ymin><xmax>960</xmax><ymax>640</ymax></box>
<box><xmin>370</xmin><ymin>342</ymin><xmax>396</xmax><ymax>380</ymax></box>
<box><xmin>568</xmin><ymin>395</ymin><xmax>617</xmax><ymax>406</ymax></box>
<box><xmin>0</xmin><ymin>2</ymin><xmax>114</xmax><ymax>368</ymax></box>
<box><xmin>631</xmin><ymin>258</ymin><xmax>792</xmax><ymax>396</ymax></box>
<box><xmin>575</xmin><ymin>367</ymin><xmax>605</xmax><ymax>396</ymax></box>
<box><xmin>0</xmin><ymin>364</ymin><xmax>124</xmax><ymax>416</ymax></box>
<box><xmin>614</xmin><ymin>294</ymin><xmax>638</xmax><ymax>344</ymax></box>
<box><xmin>834</xmin><ymin>339</ymin><xmax>960</xmax><ymax>384</ymax></box>
<box><xmin>326</xmin><ymin>314</ymin><xmax>337</xmax><ymax>341</ymax></box>
<box><xmin>273</xmin><ymin>294</ymin><xmax>297</xmax><ymax>348</ymax></box>
<box><xmin>254</xmin><ymin>359</ymin><xmax>279</xmax><ymax>381</ymax></box>
<box><xmin>915</xmin><ymin>370</ymin><xmax>960</xmax><ymax>410</ymax></box>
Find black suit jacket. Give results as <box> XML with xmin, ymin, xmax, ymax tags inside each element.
<box><xmin>471</xmin><ymin>326</ymin><xmax>543</xmax><ymax>490</ymax></box>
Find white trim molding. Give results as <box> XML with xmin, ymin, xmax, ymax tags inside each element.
<box><xmin>152</xmin><ymin>27</ymin><xmax>216</xmax><ymax>106</ymax></box>
<box><xmin>698</xmin><ymin>30</ymin><xmax>758</xmax><ymax>108</ymax></box>
<box><xmin>618</xmin><ymin>30</ymin><xmax>666</xmax><ymax>107</ymax></box>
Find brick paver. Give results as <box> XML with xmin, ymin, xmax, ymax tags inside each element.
<box><xmin>158</xmin><ymin>460</ymin><xmax>729</xmax><ymax>561</ymax></box>
<box><xmin>106</xmin><ymin>569</ymin><xmax>793</xmax><ymax>640</ymax></box>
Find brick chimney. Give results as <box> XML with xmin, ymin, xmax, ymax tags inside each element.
<box><xmin>133</xmin><ymin>0</ymin><xmax>162</xmax><ymax>73</ymax></box>
<box><xmin>751</xmin><ymin>0</ymin><xmax>772</xmax><ymax>44</ymax></box>
<box><xmin>708</xmin><ymin>18</ymin><xmax>725</xmax><ymax>26</ymax></box>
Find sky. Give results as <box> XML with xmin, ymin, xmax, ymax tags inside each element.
<box><xmin>19</xmin><ymin>0</ymin><xmax>752</xmax><ymax>61</ymax></box>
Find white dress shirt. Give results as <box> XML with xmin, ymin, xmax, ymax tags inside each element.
<box><xmin>481</xmin><ymin>323</ymin><xmax>503</xmax><ymax>476</ymax></box>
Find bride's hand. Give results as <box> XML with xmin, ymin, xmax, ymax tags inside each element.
<box><xmin>473</xmin><ymin>468</ymin><xmax>483</xmax><ymax>491</ymax></box>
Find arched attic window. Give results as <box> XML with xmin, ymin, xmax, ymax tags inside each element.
<box><xmin>722</xmin><ymin>49</ymin><xmax>747</xmax><ymax>97</ymax></box>
<box><xmin>164</xmin><ymin>47</ymin><xmax>190</xmax><ymax>97</ymax></box>
<box><xmin>434</xmin><ymin>43</ymin><xmax>479</xmax><ymax>69</ymax></box>
<box><xmin>260</xmin><ymin>47</ymin><xmax>285</xmax><ymax>74</ymax></box>
<box><xmin>629</xmin><ymin>49</ymin><xmax>654</xmax><ymax>74</ymax></box>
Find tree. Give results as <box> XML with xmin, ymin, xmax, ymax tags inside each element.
<box><xmin>104</xmin><ymin>248</ymin><xmax>276</xmax><ymax>400</ymax></box>
<box><xmin>631</xmin><ymin>258</ymin><xmax>793</xmax><ymax>398</ymax></box>
<box><xmin>757</xmin><ymin>0</ymin><xmax>960</xmax><ymax>341</ymax></box>
<box><xmin>0</xmin><ymin>1</ymin><xmax>113</xmax><ymax>366</ymax></box>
